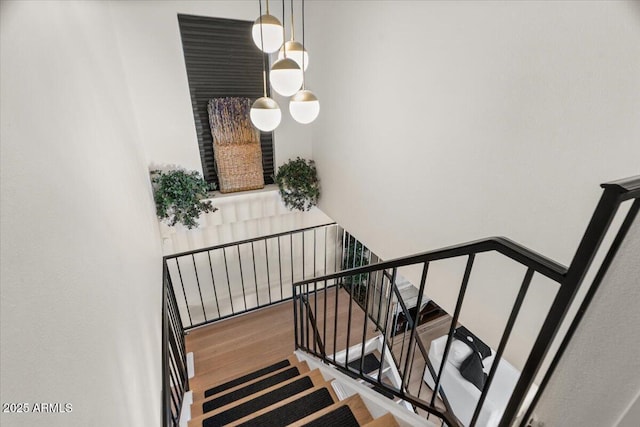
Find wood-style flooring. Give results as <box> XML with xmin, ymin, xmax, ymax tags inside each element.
<box><xmin>186</xmin><ymin>286</ymin><xmax>379</xmax><ymax>395</ymax></box>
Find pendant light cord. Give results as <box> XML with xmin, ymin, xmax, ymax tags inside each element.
<box><xmin>301</xmin><ymin>0</ymin><xmax>306</xmax><ymax>89</ymax></box>
<box><xmin>282</xmin><ymin>0</ymin><xmax>287</xmax><ymax>58</ymax></box>
<box><xmin>259</xmin><ymin>0</ymin><xmax>267</xmax><ymax>97</ymax></box>
<box><xmin>290</xmin><ymin>0</ymin><xmax>295</xmax><ymax>41</ymax></box>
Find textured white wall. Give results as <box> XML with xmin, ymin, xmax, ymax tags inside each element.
<box><xmin>535</xmin><ymin>211</ymin><xmax>640</xmax><ymax>426</ymax></box>
<box><xmin>306</xmin><ymin>0</ymin><xmax>640</xmax><ymax>369</ymax></box>
<box><xmin>109</xmin><ymin>0</ymin><xmax>312</xmax><ymax>174</ymax></box>
<box><xmin>1</xmin><ymin>1</ymin><xmax>162</xmax><ymax>426</ymax></box>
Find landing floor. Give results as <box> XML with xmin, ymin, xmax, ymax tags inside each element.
<box><xmin>185</xmin><ymin>287</ymin><xmax>379</xmax><ymax>394</ymax></box>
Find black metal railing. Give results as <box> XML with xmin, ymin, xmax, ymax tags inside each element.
<box><xmin>162</xmin><ymin>262</ymin><xmax>189</xmax><ymax>427</ymax></box>
<box><xmin>293</xmin><ymin>176</ymin><xmax>640</xmax><ymax>427</ymax></box>
<box><xmin>164</xmin><ymin>223</ymin><xmax>341</xmax><ymax>330</ymax></box>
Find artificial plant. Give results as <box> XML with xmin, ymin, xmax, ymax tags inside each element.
<box><xmin>151</xmin><ymin>169</ymin><xmax>217</xmax><ymax>229</ymax></box>
<box><xmin>275</xmin><ymin>157</ymin><xmax>320</xmax><ymax>211</ymax></box>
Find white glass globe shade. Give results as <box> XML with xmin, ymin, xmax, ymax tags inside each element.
<box><xmin>290</xmin><ymin>90</ymin><xmax>320</xmax><ymax>124</ymax></box>
<box><xmin>252</xmin><ymin>15</ymin><xmax>284</xmax><ymax>53</ymax></box>
<box><xmin>270</xmin><ymin>58</ymin><xmax>303</xmax><ymax>97</ymax></box>
<box><xmin>250</xmin><ymin>97</ymin><xmax>281</xmax><ymax>132</ymax></box>
<box><xmin>278</xmin><ymin>41</ymin><xmax>309</xmax><ymax>71</ymax></box>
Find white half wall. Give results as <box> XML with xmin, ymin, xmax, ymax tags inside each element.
<box><xmin>110</xmin><ymin>0</ymin><xmax>312</xmax><ymax>174</ymax></box>
<box><xmin>1</xmin><ymin>1</ymin><xmax>162</xmax><ymax>426</ymax></box>
<box><xmin>306</xmin><ymin>0</ymin><xmax>640</xmax><ymax>369</ymax></box>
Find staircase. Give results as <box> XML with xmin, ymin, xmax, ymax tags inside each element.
<box><xmin>165</xmin><ymin>176</ymin><xmax>640</xmax><ymax>427</ymax></box>
<box><xmin>186</xmin><ymin>354</ymin><xmax>412</xmax><ymax>427</ymax></box>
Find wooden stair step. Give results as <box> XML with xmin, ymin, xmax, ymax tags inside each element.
<box><xmin>191</xmin><ymin>355</ymin><xmax>299</xmax><ymax>399</ymax></box>
<box><xmin>363</xmin><ymin>413</ymin><xmax>400</xmax><ymax>427</ymax></box>
<box><xmin>188</xmin><ymin>370</ymin><xmax>325</xmax><ymax>427</ymax></box>
<box><xmin>286</xmin><ymin>394</ymin><xmax>374</xmax><ymax>427</ymax></box>
<box><xmin>226</xmin><ymin>381</ymin><xmax>339</xmax><ymax>427</ymax></box>
<box><xmin>191</xmin><ymin>361</ymin><xmax>309</xmax><ymax>416</ymax></box>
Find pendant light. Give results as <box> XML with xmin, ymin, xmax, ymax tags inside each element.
<box><xmin>277</xmin><ymin>0</ymin><xmax>308</xmax><ymax>71</ymax></box>
<box><xmin>269</xmin><ymin>0</ymin><xmax>303</xmax><ymax>97</ymax></box>
<box><xmin>251</xmin><ymin>0</ymin><xmax>283</xmax><ymax>53</ymax></box>
<box><xmin>251</xmin><ymin>2</ymin><xmax>281</xmax><ymax>132</ymax></box>
<box><xmin>290</xmin><ymin>0</ymin><xmax>319</xmax><ymax>124</ymax></box>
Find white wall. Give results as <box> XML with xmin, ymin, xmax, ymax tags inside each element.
<box><xmin>306</xmin><ymin>0</ymin><xmax>640</xmax><ymax>369</ymax></box>
<box><xmin>1</xmin><ymin>1</ymin><xmax>162</xmax><ymax>426</ymax></box>
<box><xmin>535</xmin><ymin>212</ymin><xmax>640</xmax><ymax>426</ymax></box>
<box><xmin>110</xmin><ymin>0</ymin><xmax>312</xmax><ymax>175</ymax></box>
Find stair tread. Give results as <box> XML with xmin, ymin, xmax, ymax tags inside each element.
<box><xmin>188</xmin><ymin>370</ymin><xmax>325</xmax><ymax>427</ymax></box>
<box><xmin>348</xmin><ymin>353</ymin><xmax>381</xmax><ymax>375</ymax></box>
<box><xmin>298</xmin><ymin>403</ymin><xmax>359</xmax><ymax>427</ymax></box>
<box><xmin>287</xmin><ymin>394</ymin><xmax>374</xmax><ymax>427</ymax></box>
<box><xmin>191</xmin><ymin>362</ymin><xmax>310</xmax><ymax>417</ymax></box>
<box><xmin>363</xmin><ymin>413</ymin><xmax>400</xmax><ymax>427</ymax></box>
<box><xmin>201</xmin><ymin>376</ymin><xmax>314</xmax><ymax>427</ymax></box>
<box><xmin>204</xmin><ymin>358</ymin><xmax>292</xmax><ymax>398</ymax></box>
<box><xmin>193</xmin><ymin>358</ymin><xmax>307</xmax><ymax>404</ymax></box>
<box><xmin>202</xmin><ymin>365</ymin><xmax>304</xmax><ymax>414</ymax></box>
<box><xmin>232</xmin><ymin>385</ymin><xmax>336</xmax><ymax>427</ymax></box>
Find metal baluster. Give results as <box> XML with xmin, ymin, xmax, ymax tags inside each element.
<box><xmin>191</xmin><ymin>254</ymin><xmax>207</xmax><ymax>322</ymax></box>
<box><xmin>313</xmin><ymin>228</ymin><xmax>317</xmax><ymax>280</ymax></box>
<box><xmin>222</xmin><ymin>248</ymin><xmax>234</xmax><ymax>315</ymax></box>
<box><xmin>277</xmin><ymin>236</ymin><xmax>283</xmax><ymax>300</ymax></box>
<box><xmin>377</xmin><ymin>268</ymin><xmax>397</xmax><ymax>384</ymax></box>
<box><xmin>376</xmin><ymin>269</ymin><xmax>386</xmax><ymax>328</ymax></box>
<box><xmin>290</xmin><ymin>234</ymin><xmax>294</xmax><ymax>288</ymax></box>
<box><xmin>264</xmin><ymin>239</ymin><xmax>272</xmax><ymax>305</ymax></box>
<box><xmin>206</xmin><ymin>251</ymin><xmax>221</xmax><ymax>318</ymax></box>
<box><xmin>402</xmin><ymin>262</ymin><xmax>430</xmax><ymax>389</ymax></box>
<box><xmin>251</xmin><ymin>242</ymin><xmax>259</xmax><ymax>307</ymax></box>
<box><xmin>345</xmin><ymin>270</ymin><xmax>355</xmax><ymax>368</ymax></box>
<box><xmin>324</xmin><ymin>226</ymin><xmax>328</xmax><ymax>276</ymax></box>
<box><xmin>237</xmin><ymin>245</ymin><xmax>247</xmax><ymax>310</ymax></box>
<box><xmin>470</xmin><ymin>268</ymin><xmax>534</xmax><ymax>426</ymax></box>
<box><xmin>293</xmin><ymin>283</ymin><xmax>299</xmax><ymax>349</ymax></box>
<box><xmin>323</xmin><ymin>279</ymin><xmax>328</xmax><ymax>353</ymax></box>
<box><xmin>174</xmin><ymin>258</ymin><xmax>192</xmax><ymax>327</ymax></box>
<box><xmin>333</xmin><ymin>272</ymin><xmax>339</xmax><ymax>363</ymax></box>
<box><xmin>360</xmin><ymin>268</ymin><xmax>374</xmax><ymax>377</ymax></box>
<box><xmin>431</xmin><ymin>254</ymin><xmax>475</xmax><ymax>407</ymax></box>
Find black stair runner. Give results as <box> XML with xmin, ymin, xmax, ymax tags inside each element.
<box><xmin>204</xmin><ymin>359</ymin><xmax>291</xmax><ymax>398</ymax></box>
<box><xmin>301</xmin><ymin>404</ymin><xmax>360</xmax><ymax>427</ymax></box>
<box><xmin>348</xmin><ymin>353</ymin><xmax>381</xmax><ymax>375</ymax></box>
<box><xmin>203</xmin><ymin>367</ymin><xmax>301</xmax><ymax>413</ymax></box>
<box><xmin>203</xmin><ymin>376</ymin><xmax>313</xmax><ymax>427</ymax></box>
<box><xmin>236</xmin><ymin>388</ymin><xmax>335</xmax><ymax>427</ymax></box>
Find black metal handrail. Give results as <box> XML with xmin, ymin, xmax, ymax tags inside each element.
<box><xmin>162</xmin><ymin>262</ymin><xmax>189</xmax><ymax>427</ymax></box>
<box><xmin>293</xmin><ymin>176</ymin><xmax>640</xmax><ymax>427</ymax></box>
<box><xmin>164</xmin><ymin>222</ymin><xmax>340</xmax><ymax>330</ymax></box>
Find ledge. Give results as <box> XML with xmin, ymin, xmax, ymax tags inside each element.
<box><xmin>203</xmin><ymin>184</ymin><xmax>279</xmax><ymax>202</ymax></box>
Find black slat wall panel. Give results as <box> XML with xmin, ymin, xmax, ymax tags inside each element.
<box><xmin>178</xmin><ymin>14</ymin><xmax>275</xmax><ymax>188</ymax></box>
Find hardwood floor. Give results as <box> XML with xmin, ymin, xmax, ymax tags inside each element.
<box><xmin>186</xmin><ymin>286</ymin><xmax>379</xmax><ymax>394</ymax></box>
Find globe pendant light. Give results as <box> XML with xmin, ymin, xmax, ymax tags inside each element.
<box><xmin>251</xmin><ymin>96</ymin><xmax>281</xmax><ymax>132</ymax></box>
<box><xmin>270</xmin><ymin>58</ymin><xmax>303</xmax><ymax>96</ymax></box>
<box><xmin>251</xmin><ymin>0</ymin><xmax>283</xmax><ymax>53</ymax></box>
<box><xmin>269</xmin><ymin>0</ymin><xmax>303</xmax><ymax>97</ymax></box>
<box><xmin>277</xmin><ymin>1</ymin><xmax>308</xmax><ymax>71</ymax></box>
<box><xmin>290</xmin><ymin>0</ymin><xmax>319</xmax><ymax>124</ymax></box>
<box><xmin>251</xmin><ymin>2</ymin><xmax>281</xmax><ymax>132</ymax></box>
<box><xmin>278</xmin><ymin>41</ymin><xmax>309</xmax><ymax>71</ymax></box>
<box><xmin>289</xmin><ymin>89</ymin><xmax>319</xmax><ymax>124</ymax></box>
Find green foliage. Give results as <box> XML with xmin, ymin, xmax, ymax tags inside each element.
<box><xmin>151</xmin><ymin>169</ymin><xmax>217</xmax><ymax>229</ymax></box>
<box><xmin>343</xmin><ymin>237</ymin><xmax>370</xmax><ymax>306</ymax></box>
<box><xmin>275</xmin><ymin>157</ymin><xmax>320</xmax><ymax>212</ymax></box>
